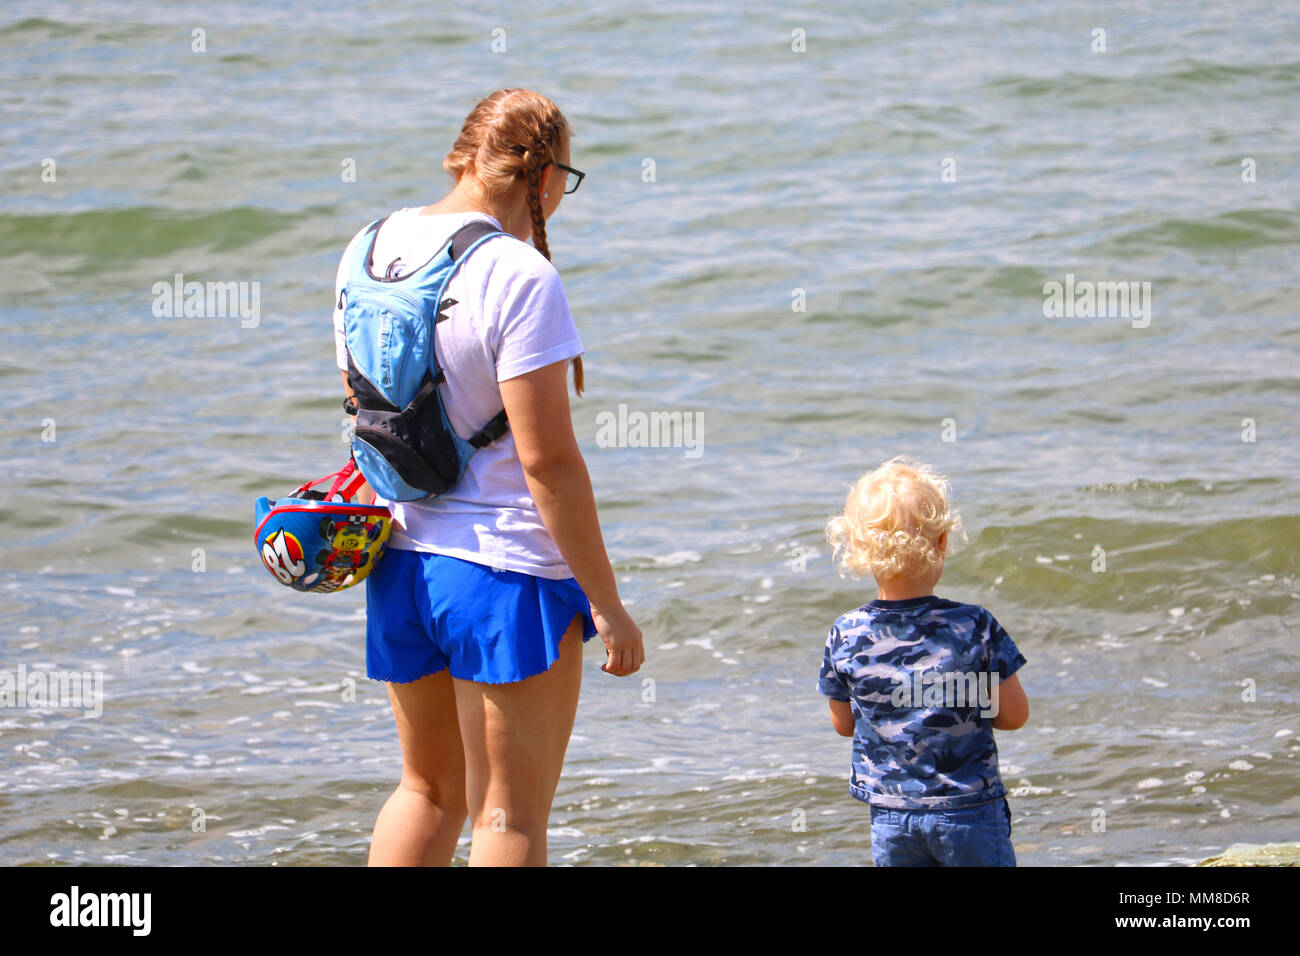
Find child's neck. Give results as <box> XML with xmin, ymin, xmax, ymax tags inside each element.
<box><xmin>876</xmin><ymin>577</ymin><xmax>937</xmax><ymax>602</ymax></box>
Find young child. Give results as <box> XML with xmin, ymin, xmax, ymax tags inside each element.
<box><xmin>817</xmin><ymin>457</ymin><xmax>1029</xmax><ymax>866</ymax></box>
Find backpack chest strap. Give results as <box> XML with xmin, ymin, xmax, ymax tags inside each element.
<box><xmin>468</xmin><ymin>410</ymin><xmax>509</xmax><ymax>448</ymax></box>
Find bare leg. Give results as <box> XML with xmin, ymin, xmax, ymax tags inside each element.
<box><xmin>455</xmin><ymin>615</ymin><xmax>585</xmax><ymax>867</ymax></box>
<box><xmin>368</xmin><ymin>669</ymin><xmax>468</xmax><ymax>866</ymax></box>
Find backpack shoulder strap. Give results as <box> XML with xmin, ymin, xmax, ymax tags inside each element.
<box><xmin>340</xmin><ymin>216</ymin><xmax>389</xmax><ymax>294</ymax></box>
<box><xmin>448</xmin><ymin>218</ymin><xmax>505</xmax><ymax>262</ymax></box>
<box><xmin>444</xmin><ymin>218</ymin><xmax>511</xmax><ymax>448</ymax></box>
<box><xmin>435</xmin><ymin>218</ymin><xmax>507</xmax><ymax>323</ymax></box>
<box><xmin>361</xmin><ymin>215</ymin><xmax>389</xmax><ymax>273</ymax></box>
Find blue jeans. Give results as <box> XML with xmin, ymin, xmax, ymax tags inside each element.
<box><xmin>869</xmin><ymin>797</ymin><xmax>1016</xmax><ymax>866</ymax></box>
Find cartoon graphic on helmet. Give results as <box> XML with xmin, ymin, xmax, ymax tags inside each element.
<box><xmin>253</xmin><ymin>459</ymin><xmax>392</xmax><ymax>594</ymax></box>
<box><xmin>320</xmin><ymin>515</ymin><xmax>375</xmax><ymax>554</ymax></box>
<box><xmin>262</xmin><ymin>528</ymin><xmax>307</xmax><ymax>586</ymax></box>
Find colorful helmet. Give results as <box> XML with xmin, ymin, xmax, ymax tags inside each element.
<box><xmin>253</xmin><ymin>459</ymin><xmax>392</xmax><ymax>593</ymax></box>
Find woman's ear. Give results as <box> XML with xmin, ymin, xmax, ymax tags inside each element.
<box><xmin>937</xmin><ymin>531</ymin><xmax>949</xmax><ymax>554</ymax></box>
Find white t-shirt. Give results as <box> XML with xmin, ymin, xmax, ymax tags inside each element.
<box><xmin>332</xmin><ymin>206</ymin><xmax>584</xmax><ymax>579</ymax></box>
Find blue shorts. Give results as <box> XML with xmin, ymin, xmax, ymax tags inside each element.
<box><xmin>868</xmin><ymin>797</ymin><xmax>1016</xmax><ymax>867</ymax></box>
<box><xmin>365</xmin><ymin>549</ymin><xmax>598</xmax><ymax>685</ymax></box>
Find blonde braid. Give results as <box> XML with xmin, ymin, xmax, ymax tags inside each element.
<box><xmin>521</xmin><ymin>117</ymin><xmax>583</xmax><ymax>395</ymax></box>
<box><xmin>523</xmin><ymin>161</ymin><xmax>550</xmax><ymax>261</ymax></box>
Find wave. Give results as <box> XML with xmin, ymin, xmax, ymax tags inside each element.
<box><xmin>0</xmin><ymin>204</ymin><xmax>323</xmax><ymax>266</ymax></box>
<box><xmin>983</xmin><ymin>59</ymin><xmax>1300</xmax><ymax>102</ymax></box>
<box><xmin>0</xmin><ymin>16</ymin><xmax>83</xmax><ymax>39</ymax></box>
<box><xmin>1094</xmin><ymin>209</ymin><xmax>1299</xmax><ymax>253</ymax></box>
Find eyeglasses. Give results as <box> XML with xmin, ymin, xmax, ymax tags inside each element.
<box><xmin>553</xmin><ymin>161</ymin><xmax>585</xmax><ymax>194</ymax></box>
<box><xmin>509</xmin><ymin>144</ymin><xmax>585</xmax><ymax>194</ymax></box>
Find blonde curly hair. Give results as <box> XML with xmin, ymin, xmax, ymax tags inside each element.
<box><xmin>826</xmin><ymin>457</ymin><xmax>965</xmax><ymax>581</ymax></box>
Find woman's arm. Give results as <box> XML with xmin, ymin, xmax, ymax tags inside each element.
<box><xmin>499</xmin><ymin>359</ymin><xmax>644</xmax><ymax>677</ymax></box>
<box><xmin>340</xmin><ymin>370</ymin><xmax>375</xmax><ymax>505</ymax></box>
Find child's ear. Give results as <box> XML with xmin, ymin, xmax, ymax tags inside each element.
<box><xmin>937</xmin><ymin>532</ymin><xmax>949</xmax><ymax>554</ymax></box>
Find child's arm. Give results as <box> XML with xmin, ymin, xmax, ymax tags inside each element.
<box><xmin>819</xmin><ymin>623</ymin><xmax>855</xmax><ymax>736</ymax></box>
<box><xmin>991</xmin><ymin>673</ymin><xmax>1029</xmax><ymax>730</ymax></box>
<box><xmin>829</xmin><ymin>699</ymin><xmax>855</xmax><ymax>737</ymax></box>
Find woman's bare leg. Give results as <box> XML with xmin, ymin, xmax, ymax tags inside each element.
<box><xmin>368</xmin><ymin>669</ymin><xmax>468</xmax><ymax>866</ymax></box>
<box><xmin>455</xmin><ymin>615</ymin><xmax>585</xmax><ymax>867</ymax></box>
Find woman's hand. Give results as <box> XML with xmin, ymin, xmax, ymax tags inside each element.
<box><xmin>591</xmin><ymin>604</ymin><xmax>644</xmax><ymax>677</ymax></box>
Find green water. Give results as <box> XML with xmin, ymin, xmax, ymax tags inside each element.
<box><xmin>1</xmin><ymin>1</ymin><xmax>1297</xmax><ymax>865</ymax></box>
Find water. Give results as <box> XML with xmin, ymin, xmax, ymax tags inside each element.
<box><xmin>2</xmin><ymin>1</ymin><xmax>1298</xmax><ymax>865</ymax></box>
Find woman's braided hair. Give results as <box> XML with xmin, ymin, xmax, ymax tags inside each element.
<box><xmin>443</xmin><ymin>89</ymin><xmax>583</xmax><ymax>395</ymax></box>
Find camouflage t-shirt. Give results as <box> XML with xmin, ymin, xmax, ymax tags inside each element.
<box><xmin>817</xmin><ymin>595</ymin><xmax>1026</xmax><ymax>810</ymax></box>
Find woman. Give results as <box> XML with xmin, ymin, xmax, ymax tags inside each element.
<box><xmin>332</xmin><ymin>89</ymin><xmax>645</xmax><ymax>866</ymax></box>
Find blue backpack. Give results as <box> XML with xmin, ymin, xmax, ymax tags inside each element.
<box><xmin>339</xmin><ymin>215</ymin><xmax>510</xmax><ymax>501</ymax></box>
